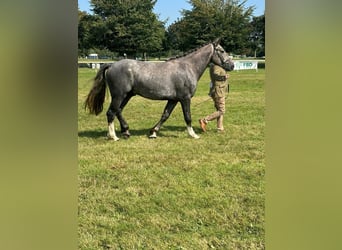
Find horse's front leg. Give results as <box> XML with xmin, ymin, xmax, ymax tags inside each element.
<box><xmin>149</xmin><ymin>100</ymin><xmax>178</xmax><ymax>138</ymax></box>
<box><xmin>180</xmin><ymin>99</ymin><xmax>200</xmax><ymax>139</ymax></box>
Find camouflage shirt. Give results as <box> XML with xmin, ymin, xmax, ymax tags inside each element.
<box><xmin>209</xmin><ymin>64</ymin><xmax>228</xmax><ymax>98</ymax></box>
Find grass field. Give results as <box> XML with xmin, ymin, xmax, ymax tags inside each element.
<box><xmin>78</xmin><ymin>66</ymin><xmax>265</xmax><ymax>249</ymax></box>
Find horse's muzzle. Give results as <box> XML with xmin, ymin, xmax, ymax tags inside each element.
<box><xmin>222</xmin><ymin>61</ymin><xmax>234</xmax><ymax>71</ymax></box>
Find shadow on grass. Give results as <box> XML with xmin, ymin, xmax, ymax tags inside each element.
<box><xmin>78</xmin><ymin>130</ymin><xmax>107</xmax><ymax>138</ymax></box>
<box><xmin>78</xmin><ymin>125</ymin><xmax>187</xmax><ymax>139</ymax></box>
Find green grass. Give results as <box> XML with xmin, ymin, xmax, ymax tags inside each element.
<box><xmin>78</xmin><ymin>67</ymin><xmax>265</xmax><ymax>249</ymax></box>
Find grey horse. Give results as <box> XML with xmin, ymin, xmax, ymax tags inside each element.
<box><xmin>85</xmin><ymin>38</ymin><xmax>234</xmax><ymax>140</ymax></box>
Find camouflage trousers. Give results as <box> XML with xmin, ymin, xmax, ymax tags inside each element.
<box><xmin>204</xmin><ymin>96</ymin><xmax>226</xmax><ymax>130</ymax></box>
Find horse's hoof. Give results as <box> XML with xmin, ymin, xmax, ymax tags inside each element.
<box><xmin>187</xmin><ymin>126</ymin><xmax>200</xmax><ymax>139</ymax></box>
<box><xmin>107</xmin><ymin>135</ymin><xmax>120</xmax><ymax>141</ymax></box>
<box><xmin>108</xmin><ymin>138</ymin><xmax>120</xmax><ymax>141</ymax></box>
<box><xmin>122</xmin><ymin>131</ymin><xmax>130</xmax><ymax>139</ymax></box>
<box><xmin>149</xmin><ymin>130</ymin><xmax>157</xmax><ymax>139</ymax></box>
<box><xmin>149</xmin><ymin>132</ymin><xmax>157</xmax><ymax>139</ymax></box>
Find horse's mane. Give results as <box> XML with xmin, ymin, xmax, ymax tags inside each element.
<box><xmin>167</xmin><ymin>42</ymin><xmax>213</xmax><ymax>61</ymax></box>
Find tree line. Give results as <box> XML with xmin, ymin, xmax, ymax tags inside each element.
<box><xmin>78</xmin><ymin>0</ymin><xmax>265</xmax><ymax>59</ymax></box>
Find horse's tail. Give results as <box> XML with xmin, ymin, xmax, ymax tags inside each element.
<box><xmin>84</xmin><ymin>63</ymin><xmax>111</xmax><ymax>115</ymax></box>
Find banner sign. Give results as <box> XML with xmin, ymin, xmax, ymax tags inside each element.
<box><xmin>234</xmin><ymin>61</ymin><xmax>258</xmax><ymax>71</ymax></box>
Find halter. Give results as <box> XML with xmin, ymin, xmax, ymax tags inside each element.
<box><xmin>213</xmin><ymin>45</ymin><xmax>227</xmax><ymax>64</ymax></box>
<box><xmin>213</xmin><ymin>44</ymin><xmax>233</xmax><ymax>71</ymax></box>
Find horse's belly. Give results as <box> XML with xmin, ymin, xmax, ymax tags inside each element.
<box><xmin>136</xmin><ymin>87</ymin><xmax>176</xmax><ymax>100</ymax></box>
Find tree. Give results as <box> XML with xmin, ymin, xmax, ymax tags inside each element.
<box><xmin>89</xmin><ymin>0</ymin><xmax>165</xmax><ymax>57</ymax></box>
<box><xmin>166</xmin><ymin>0</ymin><xmax>254</xmax><ymax>55</ymax></box>
<box><xmin>78</xmin><ymin>10</ymin><xmax>95</xmax><ymax>56</ymax></box>
<box><xmin>249</xmin><ymin>14</ymin><xmax>265</xmax><ymax>57</ymax></box>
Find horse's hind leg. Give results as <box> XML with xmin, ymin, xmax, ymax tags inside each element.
<box><xmin>116</xmin><ymin>93</ymin><xmax>133</xmax><ymax>139</ymax></box>
<box><xmin>106</xmin><ymin>99</ymin><xmax>121</xmax><ymax>141</ymax></box>
<box><xmin>149</xmin><ymin>100</ymin><xmax>178</xmax><ymax>138</ymax></box>
<box><xmin>180</xmin><ymin>99</ymin><xmax>200</xmax><ymax>139</ymax></box>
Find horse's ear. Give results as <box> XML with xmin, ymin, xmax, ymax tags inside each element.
<box><xmin>213</xmin><ymin>38</ymin><xmax>221</xmax><ymax>46</ymax></box>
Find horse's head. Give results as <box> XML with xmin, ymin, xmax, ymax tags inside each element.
<box><xmin>211</xmin><ymin>38</ymin><xmax>234</xmax><ymax>71</ymax></box>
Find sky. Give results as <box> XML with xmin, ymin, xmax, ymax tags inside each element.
<box><xmin>78</xmin><ymin>0</ymin><xmax>265</xmax><ymax>26</ymax></box>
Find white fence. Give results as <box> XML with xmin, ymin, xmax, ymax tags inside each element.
<box><xmin>91</xmin><ymin>63</ymin><xmax>101</xmax><ymax>69</ymax></box>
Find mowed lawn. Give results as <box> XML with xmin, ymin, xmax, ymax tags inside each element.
<box><xmin>78</xmin><ymin>65</ymin><xmax>265</xmax><ymax>249</ymax></box>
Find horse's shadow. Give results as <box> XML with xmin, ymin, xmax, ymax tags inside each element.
<box><xmin>78</xmin><ymin>130</ymin><xmax>107</xmax><ymax>139</ymax></box>
<box><xmin>78</xmin><ymin>125</ymin><xmax>187</xmax><ymax>139</ymax></box>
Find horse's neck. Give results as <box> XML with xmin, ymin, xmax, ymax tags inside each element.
<box><xmin>182</xmin><ymin>44</ymin><xmax>213</xmax><ymax>80</ymax></box>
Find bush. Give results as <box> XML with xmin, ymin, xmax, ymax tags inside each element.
<box><xmin>258</xmin><ymin>61</ymin><xmax>265</xmax><ymax>69</ymax></box>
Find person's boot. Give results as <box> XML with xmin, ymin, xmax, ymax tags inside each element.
<box><xmin>199</xmin><ymin>119</ymin><xmax>207</xmax><ymax>132</ymax></box>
